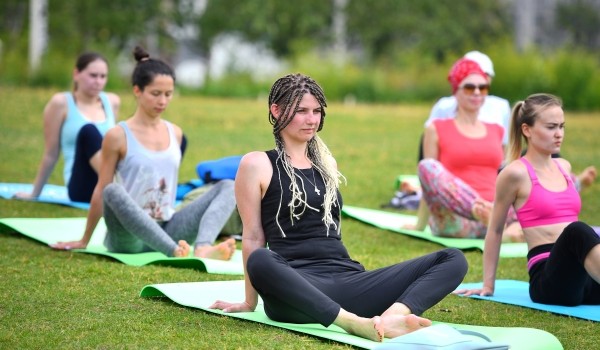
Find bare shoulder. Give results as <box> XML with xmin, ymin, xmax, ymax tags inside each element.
<box><xmin>45</xmin><ymin>92</ymin><xmax>68</xmax><ymax>111</ymax></box>
<box><xmin>43</xmin><ymin>93</ymin><xmax>69</xmax><ymax>122</ymax></box>
<box><xmin>554</xmin><ymin>158</ymin><xmax>572</xmax><ymax>173</ymax></box>
<box><xmin>499</xmin><ymin>159</ymin><xmax>528</xmax><ymax>183</ymax></box>
<box><xmin>104</xmin><ymin>124</ymin><xmax>126</xmax><ymax>149</ymax></box>
<box><xmin>240</xmin><ymin>151</ymin><xmax>271</xmax><ymax>171</ymax></box>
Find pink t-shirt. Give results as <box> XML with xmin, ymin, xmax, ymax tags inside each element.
<box><xmin>434</xmin><ymin>119</ymin><xmax>504</xmax><ymax>201</ymax></box>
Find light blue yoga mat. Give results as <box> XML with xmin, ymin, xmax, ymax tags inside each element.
<box><xmin>0</xmin><ymin>183</ymin><xmax>90</xmax><ymax>209</ymax></box>
<box><xmin>0</xmin><ymin>217</ymin><xmax>244</xmax><ymax>275</ymax></box>
<box><xmin>0</xmin><ymin>182</ymin><xmax>185</xmax><ymax>210</ymax></box>
<box><xmin>342</xmin><ymin>205</ymin><xmax>528</xmax><ymax>258</ymax></box>
<box><xmin>457</xmin><ymin>280</ymin><xmax>600</xmax><ymax>322</ymax></box>
<box><xmin>139</xmin><ymin>280</ymin><xmax>562</xmax><ymax>350</ymax></box>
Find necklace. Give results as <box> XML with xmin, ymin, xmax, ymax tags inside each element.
<box><xmin>299</xmin><ymin>167</ymin><xmax>321</xmax><ymax>196</ymax></box>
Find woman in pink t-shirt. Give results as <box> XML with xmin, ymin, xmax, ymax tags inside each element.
<box><xmin>408</xmin><ymin>58</ymin><xmax>519</xmax><ymax>239</ymax></box>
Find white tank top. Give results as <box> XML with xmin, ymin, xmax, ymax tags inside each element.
<box><xmin>115</xmin><ymin>121</ymin><xmax>180</xmax><ymax>221</ymax></box>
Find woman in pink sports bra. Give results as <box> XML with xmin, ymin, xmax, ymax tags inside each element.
<box><xmin>456</xmin><ymin>93</ymin><xmax>600</xmax><ymax>306</ymax></box>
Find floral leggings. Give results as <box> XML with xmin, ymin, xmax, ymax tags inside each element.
<box><xmin>418</xmin><ymin>159</ymin><xmax>517</xmax><ymax>238</ymax></box>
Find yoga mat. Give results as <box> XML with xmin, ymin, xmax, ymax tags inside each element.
<box><xmin>342</xmin><ymin>205</ymin><xmax>528</xmax><ymax>258</ymax></box>
<box><xmin>0</xmin><ymin>217</ymin><xmax>243</xmax><ymax>275</ymax></box>
<box><xmin>457</xmin><ymin>280</ymin><xmax>600</xmax><ymax>322</ymax></box>
<box><xmin>0</xmin><ymin>182</ymin><xmax>184</xmax><ymax>210</ymax></box>
<box><xmin>394</xmin><ymin>174</ymin><xmax>420</xmax><ymax>190</ymax></box>
<box><xmin>0</xmin><ymin>183</ymin><xmax>90</xmax><ymax>209</ymax></box>
<box><xmin>139</xmin><ymin>280</ymin><xmax>563</xmax><ymax>350</ymax></box>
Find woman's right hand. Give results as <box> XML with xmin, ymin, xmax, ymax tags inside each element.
<box><xmin>453</xmin><ymin>285</ymin><xmax>494</xmax><ymax>297</ymax></box>
<box><xmin>13</xmin><ymin>192</ymin><xmax>36</xmax><ymax>200</ymax></box>
<box><xmin>209</xmin><ymin>300</ymin><xmax>255</xmax><ymax>313</ymax></box>
<box><xmin>49</xmin><ymin>240</ymin><xmax>88</xmax><ymax>250</ymax></box>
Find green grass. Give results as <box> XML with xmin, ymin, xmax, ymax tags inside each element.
<box><xmin>1</xmin><ymin>87</ymin><xmax>599</xmax><ymax>349</ymax></box>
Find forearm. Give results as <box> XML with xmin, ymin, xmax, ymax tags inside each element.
<box><xmin>415</xmin><ymin>197</ymin><xmax>430</xmax><ymax>231</ymax></box>
<box><xmin>80</xmin><ymin>187</ymin><xmax>104</xmax><ymax>245</ymax></box>
<box><xmin>482</xmin><ymin>231</ymin><xmax>502</xmax><ymax>289</ymax></box>
<box><xmin>31</xmin><ymin>154</ymin><xmax>59</xmax><ymax>196</ymax></box>
<box><xmin>241</xmin><ymin>238</ymin><xmax>263</xmax><ymax>309</ymax></box>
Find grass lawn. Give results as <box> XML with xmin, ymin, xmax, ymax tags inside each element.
<box><xmin>1</xmin><ymin>86</ymin><xmax>598</xmax><ymax>349</ymax></box>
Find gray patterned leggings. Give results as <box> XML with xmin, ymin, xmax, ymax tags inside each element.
<box><xmin>102</xmin><ymin>180</ymin><xmax>236</xmax><ymax>256</ymax></box>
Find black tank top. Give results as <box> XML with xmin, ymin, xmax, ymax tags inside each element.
<box><xmin>261</xmin><ymin>150</ymin><xmax>353</xmax><ymax>263</ymax></box>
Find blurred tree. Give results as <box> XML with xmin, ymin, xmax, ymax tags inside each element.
<box><xmin>46</xmin><ymin>0</ymin><xmax>166</xmax><ymax>54</ymax></box>
<box><xmin>198</xmin><ymin>0</ymin><xmax>333</xmax><ymax>57</ymax></box>
<box><xmin>0</xmin><ymin>0</ymin><xmax>28</xmax><ymax>49</ymax></box>
<box><xmin>346</xmin><ymin>0</ymin><xmax>512</xmax><ymax>62</ymax></box>
<box><xmin>556</xmin><ymin>0</ymin><xmax>600</xmax><ymax>50</ymax></box>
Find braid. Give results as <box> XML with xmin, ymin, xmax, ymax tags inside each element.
<box><xmin>269</xmin><ymin>74</ymin><xmax>345</xmax><ymax>236</ymax></box>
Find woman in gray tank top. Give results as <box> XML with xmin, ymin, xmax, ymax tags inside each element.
<box><xmin>51</xmin><ymin>46</ymin><xmax>237</xmax><ymax>260</ymax></box>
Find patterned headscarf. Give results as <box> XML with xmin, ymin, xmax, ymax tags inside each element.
<box><xmin>447</xmin><ymin>58</ymin><xmax>487</xmax><ymax>94</ymax></box>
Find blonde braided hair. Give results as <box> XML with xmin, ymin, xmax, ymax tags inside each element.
<box><xmin>268</xmin><ymin>73</ymin><xmax>346</xmax><ymax>236</ymax></box>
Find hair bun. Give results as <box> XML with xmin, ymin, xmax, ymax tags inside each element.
<box><xmin>133</xmin><ymin>46</ymin><xmax>150</xmax><ymax>63</ymax></box>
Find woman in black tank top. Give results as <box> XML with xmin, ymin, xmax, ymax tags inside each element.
<box><xmin>210</xmin><ymin>73</ymin><xmax>468</xmax><ymax>342</ymax></box>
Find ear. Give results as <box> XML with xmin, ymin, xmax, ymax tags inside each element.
<box><xmin>270</xmin><ymin>103</ymin><xmax>280</xmax><ymax>119</ymax></box>
<box><xmin>521</xmin><ymin>123</ymin><xmax>532</xmax><ymax>138</ymax></box>
<box><xmin>133</xmin><ymin>85</ymin><xmax>142</xmax><ymax>98</ymax></box>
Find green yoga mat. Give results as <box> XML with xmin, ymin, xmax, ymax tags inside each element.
<box><xmin>342</xmin><ymin>205</ymin><xmax>528</xmax><ymax>258</ymax></box>
<box><xmin>139</xmin><ymin>280</ymin><xmax>562</xmax><ymax>350</ymax></box>
<box><xmin>0</xmin><ymin>217</ymin><xmax>244</xmax><ymax>275</ymax></box>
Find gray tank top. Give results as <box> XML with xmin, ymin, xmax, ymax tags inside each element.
<box><xmin>115</xmin><ymin>121</ymin><xmax>181</xmax><ymax>221</ymax></box>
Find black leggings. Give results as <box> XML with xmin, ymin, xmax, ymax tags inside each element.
<box><xmin>247</xmin><ymin>248</ymin><xmax>467</xmax><ymax>327</ymax></box>
<box><xmin>528</xmin><ymin>221</ymin><xmax>600</xmax><ymax>306</ymax></box>
<box><xmin>68</xmin><ymin>124</ymin><xmax>103</xmax><ymax>202</ymax></box>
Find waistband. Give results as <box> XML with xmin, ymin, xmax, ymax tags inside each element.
<box><xmin>526</xmin><ymin>243</ymin><xmax>554</xmax><ymax>271</ymax></box>
<box><xmin>527</xmin><ymin>252</ymin><xmax>550</xmax><ymax>271</ymax></box>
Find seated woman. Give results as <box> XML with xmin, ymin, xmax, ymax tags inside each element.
<box><xmin>456</xmin><ymin>93</ymin><xmax>600</xmax><ymax>306</ymax></box>
<box><xmin>209</xmin><ymin>73</ymin><xmax>468</xmax><ymax>341</ymax></box>
<box><xmin>51</xmin><ymin>47</ymin><xmax>236</xmax><ymax>260</ymax></box>
<box><xmin>15</xmin><ymin>52</ymin><xmax>120</xmax><ymax>202</ymax></box>
<box><xmin>409</xmin><ymin>58</ymin><xmax>520</xmax><ymax>241</ymax></box>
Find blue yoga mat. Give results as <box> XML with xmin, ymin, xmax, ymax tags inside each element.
<box><xmin>0</xmin><ymin>182</ymin><xmax>186</xmax><ymax>210</ymax></box>
<box><xmin>0</xmin><ymin>183</ymin><xmax>90</xmax><ymax>209</ymax></box>
<box><xmin>457</xmin><ymin>280</ymin><xmax>600</xmax><ymax>322</ymax></box>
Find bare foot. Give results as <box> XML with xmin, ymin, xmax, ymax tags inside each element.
<box><xmin>194</xmin><ymin>238</ymin><xmax>236</xmax><ymax>261</ymax></box>
<box><xmin>577</xmin><ymin>166</ymin><xmax>597</xmax><ymax>190</ymax></box>
<box><xmin>173</xmin><ymin>240</ymin><xmax>191</xmax><ymax>257</ymax></box>
<box><xmin>400</xmin><ymin>180</ymin><xmax>420</xmax><ymax>194</ymax></box>
<box><xmin>471</xmin><ymin>199</ymin><xmax>492</xmax><ymax>226</ymax></box>
<box><xmin>380</xmin><ymin>313</ymin><xmax>432</xmax><ymax>339</ymax></box>
<box><xmin>345</xmin><ymin>316</ymin><xmax>385</xmax><ymax>342</ymax></box>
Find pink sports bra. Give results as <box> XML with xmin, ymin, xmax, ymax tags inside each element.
<box><xmin>515</xmin><ymin>157</ymin><xmax>580</xmax><ymax>228</ymax></box>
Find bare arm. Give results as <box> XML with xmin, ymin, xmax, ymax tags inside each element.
<box><xmin>210</xmin><ymin>151</ymin><xmax>269</xmax><ymax>312</ymax></box>
<box><xmin>455</xmin><ymin>163</ymin><xmax>521</xmax><ymax>296</ymax></box>
<box><xmin>411</xmin><ymin>124</ymin><xmax>438</xmax><ymax>231</ymax></box>
<box><xmin>51</xmin><ymin>126</ymin><xmax>125</xmax><ymax>250</ymax></box>
<box><xmin>16</xmin><ymin>94</ymin><xmax>67</xmax><ymax>198</ymax></box>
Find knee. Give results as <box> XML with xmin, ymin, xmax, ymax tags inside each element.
<box><xmin>103</xmin><ymin>183</ymin><xmax>125</xmax><ymax>203</ymax></box>
<box><xmin>443</xmin><ymin>248</ymin><xmax>469</xmax><ymax>279</ymax></box>
<box><xmin>562</xmin><ymin>221</ymin><xmax>598</xmax><ymax>242</ymax></box>
<box><xmin>246</xmin><ymin>248</ymin><xmax>274</xmax><ymax>279</ymax></box>
<box><xmin>214</xmin><ymin>179</ymin><xmax>235</xmax><ymax>196</ymax></box>
<box><xmin>417</xmin><ymin>159</ymin><xmax>440</xmax><ymax>182</ymax></box>
<box><xmin>77</xmin><ymin>123</ymin><xmax>102</xmax><ymax>142</ymax></box>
